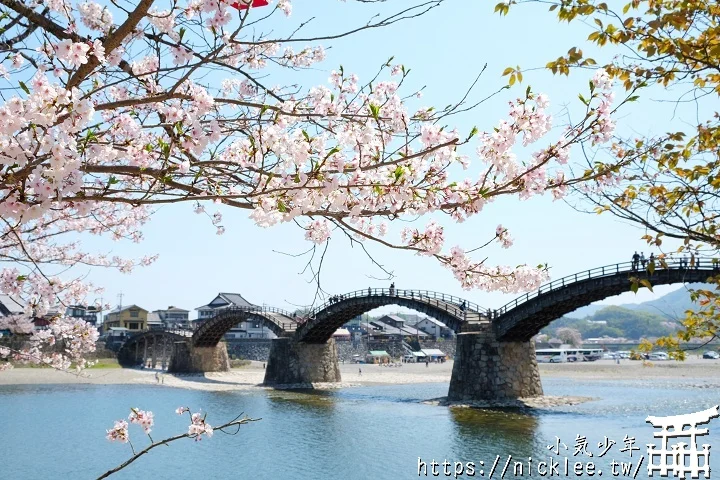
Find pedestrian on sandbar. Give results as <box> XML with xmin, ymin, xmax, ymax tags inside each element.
<box><xmin>155</xmin><ymin>372</ymin><xmax>160</xmax><ymax>384</ymax></box>
<box><xmin>358</xmin><ymin>368</ymin><xmax>362</xmax><ymax>376</ymax></box>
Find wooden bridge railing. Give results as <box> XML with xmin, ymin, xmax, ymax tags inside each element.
<box><xmin>492</xmin><ymin>257</ymin><xmax>720</xmax><ymax>319</ymax></box>
<box><xmin>304</xmin><ymin>288</ymin><xmax>484</xmax><ymax>322</ymax></box>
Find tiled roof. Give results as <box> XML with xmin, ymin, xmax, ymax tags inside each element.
<box><xmin>0</xmin><ymin>294</ymin><xmax>25</xmax><ymax>315</ymax></box>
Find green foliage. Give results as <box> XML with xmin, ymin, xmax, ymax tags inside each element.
<box><xmin>542</xmin><ymin>306</ymin><xmax>677</xmax><ymax>340</ymax></box>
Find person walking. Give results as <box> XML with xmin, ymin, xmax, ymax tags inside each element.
<box><xmin>358</xmin><ymin>368</ymin><xmax>362</xmax><ymax>376</ymax></box>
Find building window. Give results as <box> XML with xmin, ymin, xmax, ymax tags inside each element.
<box><xmin>129</xmin><ymin>323</ymin><xmax>139</xmax><ymax>330</ymax></box>
<box><xmin>130</xmin><ymin>310</ymin><xmax>139</xmax><ymax>318</ymax></box>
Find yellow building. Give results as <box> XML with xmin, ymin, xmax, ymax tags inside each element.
<box><xmin>103</xmin><ymin>305</ymin><xmax>149</xmax><ymax>332</ymax></box>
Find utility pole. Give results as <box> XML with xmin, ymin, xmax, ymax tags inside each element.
<box><xmin>117</xmin><ymin>292</ymin><xmax>124</xmax><ymax>310</ymax></box>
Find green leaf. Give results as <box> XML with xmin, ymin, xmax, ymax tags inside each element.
<box><xmin>179</xmin><ymin>27</ymin><xmax>186</xmax><ymax>41</ymax></box>
<box><xmin>109</xmin><ymin>176</ymin><xmax>119</xmax><ymax>185</ymax></box>
<box><xmin>18</xmin><ymin>81</ymin><xmax>29</xmax><ymax>95</ymax></box>
<box><xmin>627</xmin><ymin>95</ymin><xmax>640</xmax><ymax>102</ymax></box>
<box><xmin>469</xmin><ymin>126</ymin><xmax>479</xmax><ymax>138</ymax></box>
<box><xmin>647</xmin><ymin>262</ymin><xmax>655</xmax><ymax>274</ymax></box>
<box><xmin>630</xmin><ymin>280</ymin><xmax>639</xmax><ymax>294</ymax></box>
<box><xmin>16</xmin><ymin>275</ymin><xmax>27</xmax><ymax>282</ymax></box>
<box><xmin>369</xmin><ymin>104</ymin><xmax>380</xmax><ymax>120</ymax></box>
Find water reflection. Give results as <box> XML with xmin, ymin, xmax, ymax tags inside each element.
<box><xmin>266</xmin><ymin>388</ymin><xmax>339</xmax><ymax>413</ymax></box>
<box><xmin>449</xmin><ymin>408</ymin><xmax>541</xmax><ymax>461</ymax></box>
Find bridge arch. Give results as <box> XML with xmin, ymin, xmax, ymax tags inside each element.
<box><xmin>295</xmin><ymin>288</ymin><xmax>487</xmax><ymax>343</ymax></box>
<box><xmin>493</xmin><ymin>260</ymin><xmax>720</xmax><ymax>342</ymax></box>
<box><xmin>117</xmin><ymin>330</ymin><xmax>191</xmax><ymax>367</ymax></box>
<box><xmin>192</xmin><ymin>307</ymin><xmax>298</xmax><ymax>347</ymax></box>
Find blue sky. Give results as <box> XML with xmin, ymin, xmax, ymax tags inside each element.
<box><xmin>75</xmin><ymin>0</ymin><xmax>693</xmax><ymax>318</ymax></box>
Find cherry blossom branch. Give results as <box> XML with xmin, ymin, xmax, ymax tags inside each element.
<box><xmin>99</xmin><ymin>407</ymin><xmax>260</xmax><ymax>480</ymax></box>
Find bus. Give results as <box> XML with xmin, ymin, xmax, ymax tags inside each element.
<box><xmin>536</xmin><ymin>348</ymin><xmax>604</xmax><ymax>363</ymax></box>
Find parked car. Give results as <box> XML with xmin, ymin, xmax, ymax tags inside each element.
<box><xmin>548</xmin><ymin>355</ymin><xmax>565</xmax><ymax>363</ymax></box>
<box><xmin>649</xmin><ymin>352</ymin><xmax>669</xmax><ymax>361</ymax></box>
<box><xmin>703</xmin><ymin>351</ymin><xmax>720</xmax><ymax>359</ymax></box>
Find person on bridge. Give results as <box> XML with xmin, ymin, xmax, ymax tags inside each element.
<box><xmin>389</xmin><ymin>282</ymin><xmax>395</xmax><ymax>296</ymax></box>
<box><xmin>640</xmin><ymin>252</ymin><xmax>646</xmax><ymax>268</ymax></box>
<box><xmin>460</xmin><ymin>301</ymin><xmax>466</xmax><ymax>312</ymax></box>
<box><xmin>632</xmin><ymin>251</ymin><xmax>640</xmax><ymax>270</ymax></box>
<box><xmin>649</xmin><ymin>252</ymin><xmax>655</xmax><ymax>265</ymax></box>
<box><xmin>368</xmin><ymin>287</ymin><xmax>372</xmax><ymax>296</ymax></box>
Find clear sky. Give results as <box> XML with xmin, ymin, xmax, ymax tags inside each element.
<box><xmin>74</xmin><ymin>0</ymin><xmax>693</xmax><ymax>319</ymax></box>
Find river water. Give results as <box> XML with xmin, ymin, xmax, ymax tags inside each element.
<box><xmin>2</xmin><ymin>378</ymin><xmax>719</xmax><ymax>479</ymax></box>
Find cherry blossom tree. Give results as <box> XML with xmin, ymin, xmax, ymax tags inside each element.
<box><xmin>0</xmin><ymin>0</ymin><xmax>626</xmax><ymax>370</ymax></box>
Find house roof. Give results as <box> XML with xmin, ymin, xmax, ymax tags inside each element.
<box><xmin>147</xmin><ymin>312</ymin><xmax>162</xmax><ymax>323</ymax></box>
<box><xmin>196</xmin><ymin>293</ymin><xmax>255</xmax><ymax>310</ymax></box>
<box><xmin>421</xmin><ymin>349</ymin><xmax>446</xmax><ymax>356</ymax></box>
<box><xmin>368</xmin><ymin>350</ymin><xmax>390</xmax><ymax>356</ymax></box>
<box><xmin>156</xmin><ymin>306</ymin><xmax>189</xmax><ymax>313</ymax></box>
<box><xmin>0</xmin><ymin>294</ymin><xmax>25</xmax><ymax>315</ymax></box>
<box><xmin>398</xmin><ymin>326</ymin><xmax>428</xmax><ymax>337</ymax></box>
<box><xmin>379</xmin><ymin>314</ymin><xmax>405</xmax><ymax>323</ymax></box>
<box><xmin>107</xmin><ymin>304</ymin><xmax>148</xmax><ymax>314</ymax></box>
<box><xmin>333</xmin><ymin>328</ymin><xmax>350</xmax><ymax>336</ymax></box>
<box><xmin>416</xmin><ymin>317</ymin><xmax>447</xmax><ymax>328</ymax></box>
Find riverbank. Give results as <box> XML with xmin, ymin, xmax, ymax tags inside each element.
<box><xmin>2</xmin><ymin>358</ymin><xmax>720</xmax><ymax>391</ymax></box>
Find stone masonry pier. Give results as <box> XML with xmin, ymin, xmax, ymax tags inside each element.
<box><xmin>448</xmin><ymin>324</ymin><xmax>542</xmax><ymax>402</ymax></box>
<box><xmin>264</xmin><ymin>337</ymin><xmax>341</xmax><ymax>386</ymax></box>
<box><xmin>168</xmin><ymin>341</ymin><xmax>231</xmax><ymax>373</ymax></box>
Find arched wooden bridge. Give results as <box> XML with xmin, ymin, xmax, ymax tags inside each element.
<box><xmin>492</xmin><ymin>259</ymin><xmax>719</xmax><ymax>341</ymax></box>
<box><xmin>117</xmin><ymin>258</ymin><xmax>720</xmax><ymax>364</ymax></box>
<box><xmin>192</xmin><ymin>306</ymin><xmax>299</xmax><ymax>347</ymax></box>
<box><xmin>295</xmin><ymin>288</ymin><xmax>486</xmax><ymax>343</ymax></box>
<box><xmin>117</xmin><ymin>330</ymin><xmax>192</xmax><ymax>367</ymax></box>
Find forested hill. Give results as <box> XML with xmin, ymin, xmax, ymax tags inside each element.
<box><xmin>569</xmin><ymin>283</ymin><xmax>709</xmax><ymax>319</ymax></box>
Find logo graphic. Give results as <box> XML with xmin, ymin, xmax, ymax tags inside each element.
<box><xmin>646</xmin><ymin>405</ymin><xmax>719</xmax><ymax>478</ymax></box>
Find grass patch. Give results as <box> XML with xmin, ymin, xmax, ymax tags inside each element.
<box><xmin>230</xmin><ymin>359</ymin><xmax>252</xmax><ymax>368</ymax></box>
<box><xmin>88</xmin><ymin>358</ymin><xmax>121</xmax><ymax>369</ymax></box>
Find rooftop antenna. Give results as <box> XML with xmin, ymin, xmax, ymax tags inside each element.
<box><xmin>117</xmin><ymin>292</ymin><xmax>124</xmax><ymax>310</ymax></box>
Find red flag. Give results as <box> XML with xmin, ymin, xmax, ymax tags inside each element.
<box><xmin>232</xmin><ymin>0</ymin><xmax>269</xmax><ymax>9</ymax></box>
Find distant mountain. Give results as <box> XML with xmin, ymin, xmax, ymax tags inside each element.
<box><xmin>568</xmin><ymin>283</ymin><xmax>712</xmax><ymax>320</ymax></box>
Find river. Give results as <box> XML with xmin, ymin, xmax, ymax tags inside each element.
<box><xmin>2</xmin><ymin>378</ymin><xmax>719</xmax><ymax>479</ymax></box>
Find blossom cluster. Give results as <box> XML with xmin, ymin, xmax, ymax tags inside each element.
<box><xmin>177</xmin><ymin>407</ymin><xmax>214</xmax><ymax>441</ymax></box>
<box><xmin>129</xmin><ymin>409</ymin><xmax>155</xmax><ymax>434</ymax></box>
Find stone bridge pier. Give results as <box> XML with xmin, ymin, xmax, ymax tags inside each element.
<box><xmin>448</xmin><ymin>324</ymin><xmax>542</xmax><ymax>402</ymax></box>
<box><xmin>168</xmin><ymin>341</ymin><xmax>231</xmax><ymax>373</ymax></box>
<box><xmin>264</xmin><ymin>337</ymin><xmax>341</xmax><ymax>386</ymax></box>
